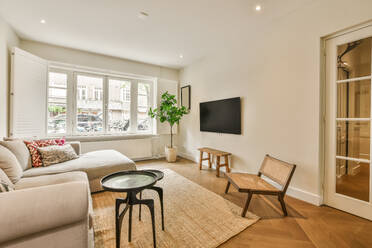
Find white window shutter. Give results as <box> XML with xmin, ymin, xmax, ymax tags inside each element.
<box><xmin>10</xmin><ymin>47</ymin><xmax>48</xmax><ymax>138</ymax></box>
<box><xmin>156</xmin><ymin>79</ymin><xmax>178</xmax><ymax>135</ymax></box>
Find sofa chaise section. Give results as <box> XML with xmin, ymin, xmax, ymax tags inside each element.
<box><xmin>21</xmin><ymin>149</ymin><xmax>136</xmax><ymax>192</ymax></box>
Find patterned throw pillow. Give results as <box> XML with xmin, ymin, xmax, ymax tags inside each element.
<box><xmin>0</xmin><ymin>181</ymin><xmax>14</xmax><ymax>192</ymax></box>
<box><xmin>37</xmin><ymin>144</ymin><xmax>78</xmax><ymax>167</ymax></box>
<box><xmin>24</xmin><ymin>138</ymin><xmax>66</xmax><ymax>167</ymax></box>
<box><xmin>54</xmin><ymin>138</ymin><xmax>66</xmax><ymax>146</ymax></box>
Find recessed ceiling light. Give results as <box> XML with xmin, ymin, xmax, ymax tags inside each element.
<box><xmin>40</xmin><ymin>19</ymin><xmax>46</xmax><ymax>24</ymax></box>
<box><xmin>179</xmin><ymin>54</ymin><xmax>184</xmax><ymax>59</ymax></box>
<box><xmin>138</xmin><ymin>12</ymin><xmax>149</xmax><ymax>20</ymax></box>
<box><xmin>255</xmin><ymin>5</ymin><xmax>262</xmax><ymax>11</ymax></box>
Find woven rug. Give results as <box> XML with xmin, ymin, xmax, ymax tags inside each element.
<box><xmin>92</xmin><ymin>169</ymin><xmax>259</xmax><ymax>248</ymax></box>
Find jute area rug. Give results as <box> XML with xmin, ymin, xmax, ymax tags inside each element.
<box><xmin>92</xmin><ymin>169</ymin><xmax>259</xmax><ymax>248</ymax></box>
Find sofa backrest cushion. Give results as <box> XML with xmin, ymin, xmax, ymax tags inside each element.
<box><xmin>0</xmin><ymin>146</ymin><xmax>23</xmax><ymax>184</ymax></box>
<box><xmin>0</xmin><ymin>168</ymin><xmax>14</xmax><ymax>189</ymax></box>
<box><xmin>0</xmin><ymin>140</ymin><xmax>31</xmax><ymax>171</ymax></box>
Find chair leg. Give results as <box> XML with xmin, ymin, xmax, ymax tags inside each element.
<box><xmin>225</xmin><ymin>181</ymin><xmax>231</xmax><ymax>194</ymax></box>
<box><xmin>241</xmin><ymin>192</ymin><xmax>253</xmax><ymax>217</ymax></box>
<box><xmin>278</xmin><ymin>194</ymin><xmax>288</xmax><ymax>216</ymax></box>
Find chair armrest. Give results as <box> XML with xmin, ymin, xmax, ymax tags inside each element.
<box><xmin>68</xmin><ymin>141</ymin><xmax>81</xmax><ymax>155</ymax></box>
<box><xmin>0</xmin><ymin>181</ymin><xmax>89</xmax><ymax>243</ymax></box>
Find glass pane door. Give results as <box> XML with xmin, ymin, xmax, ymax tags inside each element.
<box><xmin>335</xmin><ymin>37</ymin><xmax>371</xmax><ymax>202</ymax></box>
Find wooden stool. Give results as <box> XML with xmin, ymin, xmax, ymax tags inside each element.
<box><xmin>198</xmin><ymin>147</ymin><xmax>231</xmax><ymax>177</ymax></box>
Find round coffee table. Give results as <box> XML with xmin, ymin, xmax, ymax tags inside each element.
<box><xmin>138</xmin><ymin>170</ymin><xmax>165</xmax><ymax>231</ymax></box>
<box><xmin>101</xmin><ymin>170</ymin><xmax>158</xmax><ymax>248</ymax></box>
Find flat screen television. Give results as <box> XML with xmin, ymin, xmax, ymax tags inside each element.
<box><xmin>200</xmin><ymin>97</ymin><xmax>241</xmax><ymax>134</ymax></box>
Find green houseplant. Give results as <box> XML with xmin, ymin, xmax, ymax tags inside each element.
<box><xmin>148</xmin><ymin>91</ymin><xmax>188</xmax><ymax>162</ymax></box>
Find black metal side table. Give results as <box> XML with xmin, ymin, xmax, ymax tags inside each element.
<box><xmin>101</xmin><ymin>170</ymin><xmax>158</xmax><ymax>248</ymax></box>
<box><xmin>138</xmin><ymin>170</ymin><xmax>165</xmax><ymax>230</ymax></box>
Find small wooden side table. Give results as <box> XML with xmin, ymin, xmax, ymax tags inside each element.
<box><xmin>198</xmin><ymin>147</ymin><xmax>231</xmax><ymax>177</ymax></box>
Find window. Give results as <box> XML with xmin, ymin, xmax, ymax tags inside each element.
<box><xmin>76</xmin><ymin>74</ymin><xmax>104</xmax><ymax>134</ymax></box>
<box><xmin>94</xmin><ymin>87</ymin><xmax>103</xmax><ymax>100</ymax></box>
<box><xmin>137</xmin><ymin>82</ymin><xmax>151</xmax><ymax>132</ymax></box>
<box><xmin>108</xmin><ymin>79</ymin><xmax>131</xmax><ymax>133</ymax></box>
<box><xmin>121</xmin><ymin>86</ymin><xmax>131</xmax><ymax>102</ymax></box>
<box><xmin>47</xmin><ymin>72</ymin><xmax>68</xmax><ymax>134</ymax></box>
<box><xmin>78</xmin><ymin>85</ymin><xmax>86</xmax><ymax>100</ymax></box>
<box><xmin>46</xmin><ymin>68</ymin><xmax>154</xmax><ymax>136</ymax></box>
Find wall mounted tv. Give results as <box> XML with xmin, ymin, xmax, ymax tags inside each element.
<box><xmin>200</xmin><ymin>97</ymin><xmax>241</xmax><ymax>134</ymax></box>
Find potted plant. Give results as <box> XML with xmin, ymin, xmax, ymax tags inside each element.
<box><xmin>148</xmin><ymin>91</ymin><xmax>189</xmax><ymax>162</ymax></box>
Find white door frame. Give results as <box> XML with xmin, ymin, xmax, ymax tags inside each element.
<box><xmin>322</xmin><ymin>22</ymin><xmax>372</xmax><ymax>220</ymax></box>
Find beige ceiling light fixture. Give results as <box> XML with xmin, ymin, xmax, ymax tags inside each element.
<box><xmin>255</xmin><ymin>5</ymin><xmax>262</xmax><ymax>11</ymax></box>
<box><xmin>179</xmin><ymin>54</ymin><xmax>184</xmax><ymax>59</ymax></box>
<box><xmin>138</xmin><ymin>11</ymin><xmax>149</xmax><ymax>20</ymax></box>
<box><xmin>40</xmin><ymin>19</ymin><xmax>46</xmax><ymax>24</ymax></box>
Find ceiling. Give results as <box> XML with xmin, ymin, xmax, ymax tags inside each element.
<box><xmin>0</xmin><ymin>0</ymin><xmax>314</xmax><ymax>69</ymax></box>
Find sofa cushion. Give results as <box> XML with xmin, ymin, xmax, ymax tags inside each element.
<box><xmin>0</xmin><ymin>168</ymin><xmax>14</xmax><ymax>189</ymax></box>
<box><xmin>0</xmin><ymin>140</ymin><xmax>31</xmax><ymax>170</ymax></box>
<box><xmin>0</xmin><ymin>168</ymin><xmax>14</xmax><ymax>192</ymax></box>
<box><xmin>0</xmin><ymin>181</ymin><xmax>14</xmax><ymax>192</ymax></box>
<box><xmin>15</xmin><ymin>171</ymin><xmax>88</xmax><ymax>190</ymax></box>
<box><xmin>15</xmin><ymin>171</ymin><xmax>95</xmax><ymax>230</ymax></box>
<box><xmin>0</xmin><ymin>146</ymin><xmax>23</xmax><ymax>184</ymax></box>
<box><xmin>38</xmin><ymin>144</ymin><xmax>78</xmax><ymax>166</ymax></box>
<box><xmin>22</xmin><ymin>150</ymin><xmax>136</xmax><ymax>180</ymax></box>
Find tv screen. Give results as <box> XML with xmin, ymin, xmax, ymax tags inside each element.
<box><xmin>200</xmin><ymin>97</ymin><xmax>241</xmax><ymax>134</ymax></box>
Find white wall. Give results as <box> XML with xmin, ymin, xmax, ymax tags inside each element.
<box><xmin>178</xmin><ymin>0</ymin><xmax>372</xmax><ymax>205</ymax></box>
<box><xmin>0</xmin><ymin>17</ymin><xmax>19</xmax><ymax>137</ymax></box>
<box><xmin>20</xmin><ymin>40</ymin><xmax>178</xmax><ymax>81</ymax></box>
<box><xmin>19</xmin><ymin>40</ymin><xmax>179</xmax><ymax>158</ymax></box>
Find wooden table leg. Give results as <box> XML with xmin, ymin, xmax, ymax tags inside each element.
<box><xmin>199</xmin><ymin>151</ymin><xmax>203</xmax><ymax>170</ymax></box>
<box><xmin>225</xmin><ymin>155</ymin><xmax>231</xmax><ymax>173</ymax></box>
<box><xmin>216</xmin><ymin>156</ymin><xmax>221</xmax><ymax>177</ymax></box>
<box><xmin>208</xmin><ymin>153</ymin><xmax>212</xmax><ymax>168</ymax></box>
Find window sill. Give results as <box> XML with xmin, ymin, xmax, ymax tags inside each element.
<box><xmin>65</xmin><ymin>134</ymin><xmax>158</xmax><ymax>143</ymax></box>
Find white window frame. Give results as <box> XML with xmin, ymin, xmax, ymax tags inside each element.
<box><xmin>77</xmin><ymin>85</ymin><xmax>87</xmax><ymax>100</ymax></box>
<box><xmin>47</xmin><ymin>68</ymin><xmax>73</xmax><ymax>136</ymax></box>
<box><xmin>136</xmin><ymin>81</ymin><xmax>153</xmax><ymax>133</ymax></box>
<box><xmin>121</xmin><ymin>86</ymin><xmax>131</xmax><ymax>102</ymax></box>
<box><xmin>74</xmin><ymin>72</ymin><xmax>105</xmax><ymax>135</ymax></box>
<box><xmin>107</xmin><ymin>76</ymin><xmax>133</xmax><ymax>134</ymax></box>
<box><xmin>94</xmin><ymin>87</ymin><xmax>102</xmax><ymax>100</ymax></box>
<box><xmin>46</xmin><ymin>65</ymin><xmax>155</xmax><ymax>137</ymax></box>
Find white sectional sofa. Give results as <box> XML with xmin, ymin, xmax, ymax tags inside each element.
<box><xmin>0</xmin><ymin>139</ymin><xmax>136</xmax><ymax>248</ymax></box>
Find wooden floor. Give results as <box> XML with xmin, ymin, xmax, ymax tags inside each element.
<box><xmin>134</xmin><ymin>158</ymin><xmax>372</xmax><ymax>248</ymax></box>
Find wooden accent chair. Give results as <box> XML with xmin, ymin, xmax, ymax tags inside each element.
<box><xmin>225</xmin><ymin>154</ymin><xmax>296</xmax><ymax>217</ymax></box>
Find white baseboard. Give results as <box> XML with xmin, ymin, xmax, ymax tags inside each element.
<box><xmin>178</xmin><ymin>151</ymin><xmax>322</xmax><ymax>206</ymax></box>
<box><xmin>286</xmin><ymin>186</ymin><xmax>322</xmax><ymax>206</ymax></box>
<box><xmin>178</xmin><ymin>151</ymin><xmax>197</xmax><ymax>162</ymax></box>
<box><xmin>133</xmin><ymin>154</ymin><xmax>165</xmax><ymax>162</ymax></box>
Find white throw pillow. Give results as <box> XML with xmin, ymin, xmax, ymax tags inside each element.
<box><xmin>38</xmin><ymin>144</ymin><xmax>79</xmax><ymax>167</ymax></box>
<box><xmin>0</xmin><ymin>140</ymin><xmax>32</xmax><ymax>170</ymax></box>
<box><xmin>0</xmin><ymin>146</ymin><xmax>23</xmax><ymax>184</ymax></box>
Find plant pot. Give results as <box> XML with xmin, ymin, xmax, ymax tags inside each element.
<box><xmin>165</xmin><ymin>146</ymin><xmax>177</xmax><ymax>162</ymax></box>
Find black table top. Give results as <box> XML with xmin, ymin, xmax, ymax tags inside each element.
<box><xmin>140</xmin><ymin>169</ymin><xmax>164</xmax><ymax>181</ymax></box>
<box><xmin>101</xmin><ymin>170</ymin><xmax>157</xmax><ymax>192</ymax></box>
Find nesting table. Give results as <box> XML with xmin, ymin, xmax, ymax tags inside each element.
<box><xmin>101</xmin><ymin>170</ymin><xmax>164</xmax><ymax>248</ymax></box>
